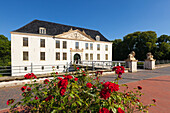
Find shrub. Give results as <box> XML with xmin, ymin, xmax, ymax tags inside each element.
<box><xmin>8</xmin><ymin>66</ymin><xmax>155</xmax><ymax>113</ymax></box>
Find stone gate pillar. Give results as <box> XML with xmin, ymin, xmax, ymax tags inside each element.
<box><xmin>144</xmin><ymin>52</ymin><xmax>156</xmax><ymax>70</ymax></box>
<box><xmin>125</xmin><ymin>51</ymin><xmax>138</xmax><ymax>72</ymax></box>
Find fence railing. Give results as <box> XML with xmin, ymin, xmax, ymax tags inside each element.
<box><xmin>156</xmin><ymin>60</ymin><xmax>170</xmax><ymax>65</ymax></box>
<box><xmin>81</xmin><ymin>61</ymin><xmax>126</xmax><ymax>70</ymax></box>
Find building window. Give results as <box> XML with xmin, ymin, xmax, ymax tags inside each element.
<box><xmin>105</xmin><ymin>54</ymin><xmax>108</xmax><ymax>60</ymax></box>
<box><xmin>63</xmin><ymin>41</ymin><xmax>67</xmax><ymax>49</ymax></box>
<box><xmin>90</xmin><ymin>43</ymin><xmax>93</xmax><ymax>50</ymax></box>
<box><xmin>97</xmin><ymin>54</ymin><xmax>100</xmax><ymax>60</ymax></box>
<box><xmin>24</xmin><ymin>67</ymin><xmax>27</xmax><ymax>71</ymax></box>
<box><xmin>40</xmin><ymin>52</ymin><xmax>45</xmax><ymax>60</ymax></box>
<box><xmin>75</xmin><ymin>42</ymin><xmax>79</xmax><ymax>49</ymax></box>
<box><xmin>85</xmin><ymin>43</ymin><xmax>88</xmax><ymax>50</ymax></box>
<box><xmin>97</xmin><ymin>44</ymin><xmax>100</xmax><ymax>50</ymax></box>
<box><xmin>105</xmin><ymin>45</ymin><xmax>108</xmax><ymax>51</ymax></box>
<box><xmin>96</xmin><ymin>35</ymin><xmax>100</xmax><ymax>41</ymax></box>
<box><xmin>23</xmin><ymin>51</ymin><xmax>29</xmax><ymax>60</ymax></box>
<box><xmin>63</xmin><ymin>53</ymin><xmax>67</xmax><ymax>60</ymax></box>
<box><xmin>56</xmin><ymin>40</ymin><xmax>60</xmax><ymax>48</ymax></box>
<box><xmin>23</xmin><ymin>37</ymin><xmax>28</xmax><ymax>47</ymax></box>
<box><xmin>90</xmin><ymin>54</ymin><xmax>93</xmax><ymax>60</ymax></box>
<box><xmin>40</xmin><ymin>39</ymin><xmax>45</xmax><ymax>47</ymax></box>
<box><xmin>56</xmin><ymin>52</ymin><xmax>60</xmax><ymax>60</ymax></box>
<box><xmin>85</xmin><ymin>53</ymin><xmax>88</xmax><ymax>60</ymax></box>
<box><xmin>39</xmin><ymin>27</ymin><xmax>46</xmax><ymax>34</ymax></box>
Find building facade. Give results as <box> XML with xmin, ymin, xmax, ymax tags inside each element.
<box><xmin>11</xmin><ymin>20</ymin><xmax>112</xmax><ymax>76</ymax></box>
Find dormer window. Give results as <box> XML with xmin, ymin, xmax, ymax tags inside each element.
<box><xmin>39</xmin><ymin>27</ymin><xmax>46</xmax><ymax>34</ymax></box>
<box><xmin>96</xmin><ymin>35</ymin><xmax>100</xmax><ymax>41</ymax></box>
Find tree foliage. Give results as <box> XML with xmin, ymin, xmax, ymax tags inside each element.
<box><xmin>0</xmin><ymin>35</ymin><xmax>11</xmax><ymax>66</ymax></box>
<box><xmin>112</xmin><ymin>31</ymin><xmax>170</xmax><ymax>61</ymax></box>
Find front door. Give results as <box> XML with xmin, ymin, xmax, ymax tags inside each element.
<box><xmin>74</xmin><ymin>53</ymin><xmax>81</xmax><ymax>64</ymax></box>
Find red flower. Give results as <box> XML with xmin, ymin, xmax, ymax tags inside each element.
<box><xmin>6</xmin><ymin>99</ymin><xmax>14</xmax><ymax>105</ymax></box>
<box><xmin>112</xmin><ymin>66</ymin><xmax>125</xmax><ymax>75</ymax></box>
<box><xmin>44</xmin><ymin>79</ymin><xmax>50</xmax><ymax>84</ymax></box>
<box><xmin>45</xmin><ymin>95</ymin><xmax>53</xmax><ymax>102</ymax></box>
<box><xmin>99</xmin><ymin>108</ymin><xmax>110</xmax><ymax>113</ymax></box>
<box><xmin>21</xmin><ymin>86</ymin><xmax>27</xmax><ymax>92</ymax></box>
<box><xmin>101</xmin><ymin>82</ymin><xmax>103</xmax><ymax>85</ymax></box>
<box><xmin>57</xmin><ymin>77</ymin><xmax>62</xmax><ymax>80</ymax></box>
<box><xmin>74</xmin><ymin>78</ymin><xmax>78</xmax><ymax>81</ymax></box>
<box><xmin>108</xmin><ymin>83</ymin><xmax>119</xmax><ymax>92</ymax></box>
<box><xmin>24</xmin><ymin>73</ymin><xmax>37</xmax><ymax>79</ymax></box>
<box><xmin>138</xmin><ymin>86</ymin><xmax>142</xmax><ymax>90</ymax></box>
<box><xmin>60</xmin><ymin>88</ymin><xmax>66</xmax><ymax>96</ymax></box>
<box><xmin>77</xmin><ymin>67</ymin><xmax>79</xmax><ymax>70</ymax></box>
<box><xmin>56</xmin><ymin>72</ymin><xmax>58</xmax><ymax>75</ymax></box>
<box><xmin>152</xmin><ymin>99</ymin><xmax>156</xmax><ymax>103</ymax></box>
<box><xmin>65</xmin><ymin>75</ymin><xmax>73</xmax><ymax>79</ymax></box>
<box><xmin>35</xmin><ymin>96</ymin><xmax>39</xmax><ymax>100</ymax></box>
<box><xmin>100</xmin><ymin>88</ymin><xmax>110</xmax><ymax>100</ymax></box>
<box><xmin>103</xmin><ymin>82</ymin><xmax>110</xmax><ymax>88</ymax></box>
<box><xmin>117</xmin><ymin>107</ymin><xmax>125</xmax><ymax>113</ymax></box>
<box><xmin>118</xmin><ymin>75</ymin><xmax>122</xmax><ymax>78</ymax></box>
<box><xmin>125</xmin><ymin>93</ymin><xmax>129</xmax><ymax>96</ymax></box>
<box><xmin>82</xmin><ymin>71</ymin><xmax>85</xmax><ymax>73</ymax></box>
<box><xmin>83</xmin><ymin>74</ymin><xmax>86</xmax><ymax>76</ymax></box>
<box><xmin>86</xmin><ymin>83</ymin><xmax>93</xmax><ymax>88</ymax></box>
<box><xmin>27</xmin><ymin>87</ymin><xmax>31</xmax><ymax>91</ymax></box>
<box><xmin>58</xmin><ymin>79</ymin><xmax>68</xmax><ymax>89</ymax></box>
<box><xmin>63</xmin><ymin>75</ymin><xmax>65</xmax><ymax>77</ymax></box>
<box><xmin>136</xmin><ymin>99</ymin><xmax>140</xmax><ymax>102</ymax></box>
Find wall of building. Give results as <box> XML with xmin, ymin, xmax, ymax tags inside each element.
<box><xmin>11</xmin><ymin>33</ymin><xmax>112</xmax><ymax>76</ymax></box>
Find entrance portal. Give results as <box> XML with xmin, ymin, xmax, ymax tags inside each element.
<box><xmin>74</xmin><ymin>53</ymin><xmax>81</xmax><ymax>64</ymax></box>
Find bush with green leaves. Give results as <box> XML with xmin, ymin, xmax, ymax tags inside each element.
<box><xmin>7</xmin><ymin>66</ymin><xmax>156</xmax><ymax>113</ymax></box>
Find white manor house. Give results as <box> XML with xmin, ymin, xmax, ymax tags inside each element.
<box><xmin>11</xmin><ymin>20</ymin><xmax>112</xmax><ymax>76</ymax></box>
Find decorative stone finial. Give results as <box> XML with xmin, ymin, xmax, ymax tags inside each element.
<box><xmin>146</xmin><ymin>52</ymin><xmax>154</xmax><ymax>61</ymax></box>
<box><xmin>127</xmin><ymin>51</ymin><xmax>136</xmax><ymax>61</ymax></box>
<box><xmin>82</xmin><ymin>30</ymin><xmax>86</xmax><ymax>35</ymax></box>
<box><xmin>69</xmin><ymin>28</ymin><xmax>73</xmax><ymax>31</ymax></box>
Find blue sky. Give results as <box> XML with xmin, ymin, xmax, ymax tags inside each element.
<box><xmin>1</xmin><ymin>0</ymin><xmax>170</xmax><ymax>40</ymax></box>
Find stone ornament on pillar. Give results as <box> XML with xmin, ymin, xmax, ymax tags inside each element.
<box><xmin>144</xmin><ymin>52</ymin><xmax>156</xmax><ymax>70</ymax></box>
<box><xmin>125</xmin><ymin>51</ymin><xmax>138</xmax><ymax>72</ymax></box>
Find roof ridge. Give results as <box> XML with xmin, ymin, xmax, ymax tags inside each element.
<box><xmin>35</xmin><ymin>19</ymin><xmax>99</xmax><ymax>32</ymax></box>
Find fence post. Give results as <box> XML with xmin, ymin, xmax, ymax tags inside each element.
<box><xmin>31</xmin><ymin>63</ymin><xmax>33</xmax><ymax>73</ymax></box>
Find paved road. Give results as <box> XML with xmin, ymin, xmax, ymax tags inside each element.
<box><xmin>0</xmin><ymin>66</ymin><xmax>170</xmax><ymax>110</ymax></box>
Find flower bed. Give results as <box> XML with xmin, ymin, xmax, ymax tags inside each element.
<box><xmin>7</xmin><ymin>66</ymin><xmax>156</xmax><ymax>113</ymax></box>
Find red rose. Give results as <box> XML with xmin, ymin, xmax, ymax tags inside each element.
<box><xmin>60</xmin><ymin>88</ymin><xmax>66</xmax><ymax>96</ymax></box>
<box><xmin>138</xmin><ymin>86</ymin><xmax>142</xmax><ymax>90</ymax></box>
<box><xmin>117</xmin><ymin>107</ymin><xmax>125</xmax><ymax>113</ymax></box>
<box><xmin>45</xmin><ymin>95</ymin><xmax>53</xmax><ymax>102</ymax></box>
<box><xmin>86</xmin><ymin>83</ymin><xmax>93</xmax><ymax>88</ymax></box>
<box><xmin>24</xmin><ymin>73</ymin><xmax>37</xmax><ymax>79</ymax></box>
<box><xmin>108</xmin><ymin>83</ymin><xmax>119</xmax><ymax>92</ymax></box>
<box><xmin>100</xmin><ymin>88</ymin><xmax>110</xmax><ymax>100</ymax></box>
<box><xmin>83</xmin><ymin>74</ymin><xmax>86</xmax><ymax>76</ymax></box>
<box><xmin>57</xmin><ymin>77</ymin><xmax>62</xmax><ymax>80</ymax></box>
<box><xmin>35</xmin><ymin>96</ymin><xmax>39</xmax><ymax>100</ymax></box>
<box><xmin>77</xmin><ymin>67</ymin><xmax>79</xmax><ymax>70</ymax></box>
<box><xmin>56</xmin><ymin>72</ymin><xmax>58</xmax><ymax>74</ymax></box>
<box><xmin>58</xmin><ymin>79</ymin><xmax>68</xmax><ymax>89</ymax></box>
<box><xmin>63</xmin><ymin>75</ymin><xmax>65</xmax><ymax>77</ymax></box>
<box><xmin>74</xmin><ymin>78</ymin><xmax>78</xmax><ymax>81</ymax></box>
<box><xmin>152</xmin><ymin>99</ymin><xmax>156</xmax><ymax>103</ymax></box>
<box><xmin>27</xmin><ymin>87</ymin><xmax>31</xmax><ymax>91</ymax></box>
<box><xmin>65</xmin><ymin>75</ymin><xmax>73</xmax><ymax>79</ymax></box>
<box><xmin>99</xmin><ymin>107</ymin><xmax>110</xmax><ymax>113</ymax></box>
<box><xmin>136</xmin><ymin>99</ymin><xmax>140</xmax><ymax>102</ymax></box>
<box><xmin>103</xmin><ymin>82</ymin><xmax>110</xmax><ymax>88</ymax></box>
<box><xmin>21</xmin><ymin>86</ymin><xmax>27</xmax><ymax>92</ymax></box>
<box><xmin>44</xmin><ymin>79</ymin><xmax>50</xmax><ymax>84</ymax></box>
<box><xmin>6</xmin><ymin>99</ymin><xmax>14</xmax><ymax>105</ymax></box>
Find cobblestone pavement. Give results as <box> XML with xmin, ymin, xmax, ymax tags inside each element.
<box><xmin>0</xmin><ymin>66</ymin><xmax>169</xmax><ymax>111</ymax></box>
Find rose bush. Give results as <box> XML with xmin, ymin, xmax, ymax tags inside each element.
<box><xmin>8</xmin><ymin>66</ymin><xmax>155</xmax><ymax>113</ymax></box>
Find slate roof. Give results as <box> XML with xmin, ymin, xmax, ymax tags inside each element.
<box><xmin>13</xmin><ymin>20</ymin><xmax>110</xmax><ymax>42</ymax></box>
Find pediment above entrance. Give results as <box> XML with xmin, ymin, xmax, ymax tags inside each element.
<box><xmin>55</xmin><ymin>29</ymin><xmax>95</xmax><ymax>41</ymax></box>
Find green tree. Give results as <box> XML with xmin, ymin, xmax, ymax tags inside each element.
<box><xmin>0</xmin><ymin>35</ymin><xmax>11</xmax><ymax>66</ymax></box>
